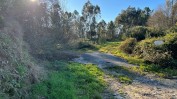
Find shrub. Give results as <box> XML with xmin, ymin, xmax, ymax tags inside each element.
<box><xmin>133</xmin><ymin>38</ymin><xmax>157</xmax><ymax>56</ymax></box>
<box><xmin>147</xmin><ymin>27</ymin><xmax>165</xmax><ymax>37</ymax></box>
<box><xmin>166</xmin><ymin>25</ymin><xmax>177</xmax><ymax>33</ymax></box>
<box><xmin>128</xmin><ymin>26</ymin><xmax>165</xmax><ymax>41</ymax></box>
<box><xmin>129</xmin><ymin>26</ymin><xmax>147</xmax><ymax>41</ymax></box>
<box><xmin>164</xmin><ymin>33</ymin><xmax>177</xmax><ymax>59</ymax></box>
<box><xmin>134</xmin><ymin>37</ymin><xmax>177</xmax><ymax>68</ymax></box>
<box><xmin>77</xmin><ymin>42</ymin><xmax>96</xmax><ymax>49</ymax></box>
<box><xmin>119</xmin><ymin>38</ymin><xmax>137</xmax><ymax>54</ymax></box>
<box><xmin>143</xmin><ymin>50</ymin><xmax>173</xmax><ymax>67</ymax></box>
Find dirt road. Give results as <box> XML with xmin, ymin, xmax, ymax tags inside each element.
<box><xmin>74</xmin><ymin>52</ymin><xmax>137</xmax><ymax>68</ymax></box>
<box><xmin>74</xmin><ymin>52</ymin><xmax>177</xmax><ymax>99</ymax></box>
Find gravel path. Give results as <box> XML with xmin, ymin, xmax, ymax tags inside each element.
<box><xmin>74</xmin><ymin>52</ymin><xmax>177</xmax><ymax>99</ymax></box>
<box><xmin>74</xmin><ymin>52</ymin><xmax>137</xmax><ymax>68</ymax></box>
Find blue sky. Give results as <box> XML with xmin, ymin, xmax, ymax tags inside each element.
<box><xmin>66</xmin><ymin>0</ymin><xmax>165</xmax><ymax>23</ymax></box>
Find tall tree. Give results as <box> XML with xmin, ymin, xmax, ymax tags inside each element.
<box><xmin>97</xmin><ymin>20</ymin><xmax>107</xmax><ymax>43</ymax></box>
<box><xmin>148</xmin><ymin>7</ymin><xmax>168</xmax><ymax>29</ymax></box>
<box><xmin>81</xmin><ymin>1</ymin><xmax>101</xmax><ymax>41</ymax></box>
<box><xmin>51</xmin><ymin>2</ymin><xmax>62</xmax><ymax>28</ymax></box>
<box><xmin>115</xmin><ymin>6</ymin><xmax>151</xmax><ymax>28</ymax></box>
<box><xmin>148</xmin><ymin>1</ymin><xmax>177</xmax><ymax>29</ymax></box>
<box><xmin>107</xmin><ymin>21</ymin><xmax>115</xmax><ymax>40</ymax></box>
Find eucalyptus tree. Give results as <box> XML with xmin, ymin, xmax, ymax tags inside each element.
<box><xmin>51</xmin><ymin>2</ymin><xmax>63</xmax><ymax>28</ymax></box>
<box><xmin>97</xmin><ymin>20</ymin><xmax>107</xmax><ymax>43</ymax></box>
<box><xmin>81</xmin><ymin>1</ymin><xmax>101</xmax><ymax>41</ymax></box>
<box><xmin>107</xmin><ymin>21</ymin><xmax>115</xmax><ymax>40</ymax></box>
<box><xmin>71</xmin><ymin>10</ymin><xmax>82</xmax><ymax>37</ymax></box>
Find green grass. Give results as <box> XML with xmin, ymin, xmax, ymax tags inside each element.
<box><xmin>118</xmin><ymin>75</ymin><xmax>132</xmax><ymax>84</ymax></box>
<box><xmin>99</xmin><ymin>42</ymin><xmax>144</xmax><ymax>65</ymax></box>
<box><xmin>132</xmin><ymin>64</ymin><xmax>177</xmax><ymax>78</ymax></box>
<box><xmin>31</xmin><ymin>61</ymin><xmax>106</xmax><ymax>99</ymax></box>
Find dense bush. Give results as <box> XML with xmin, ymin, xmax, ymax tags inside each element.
<box><xmin>128</xmin><ymin>26</ymin><xmax>165</xmax><ymax>41</ymax></box>
<box><xmin>164</xmin><ymin>33</ymin><xmax>177</xmax><ymax>59</ymax></box>
<box><xmin>134</xmin><ymin>36</ymin><xmax>177</xmax><ymax>68</ymax></box>
<box><xmin>166</xmin><ymin>24</ymin><xmax>177</xmax><ymax>33</ymax></box>
<box><xmin>133</xmin><ymin>38</ymin><xmax>156</xmax><ymax>56</ymax></box>
<box><xmin>119</xmin><ymin>38</ymin><xmax>137</xmax><ymax>54</ymax></box>
<box><xmin>147</xmin><ymin>27</ymin><xmax>165</xmax><ymax>37</ymax></box>
<box><xmin>128</xmin><ymin>26</ymin><xmax>147</xmax><ymax>41</ymax></box>
<box><xmin>77</xmin><ymin>42</ymin><xmax>96</xmax><ymax>49</ymax></box>
<box><xmin>143</xmin><ymin>50</ymin><xmax>173</xmax><ymax>67</ymax></box>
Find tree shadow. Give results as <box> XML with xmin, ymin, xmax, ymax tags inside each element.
<box><xmin>104</xmin><ymin>66</ymin><xmax>177</xmax><ymax>89</ymax></box>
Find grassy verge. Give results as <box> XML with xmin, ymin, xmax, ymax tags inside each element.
<box><xmin>31</xmin><ymin>61</ymin><xmax>106</xmax><ymax>99</ymax></box>
<box><xmin>98</xmin><ymin>42</ymin><xmax>144</xmax><ymax>65</ymax></box>
<box><xmin>99</xmin><ymin>42</ymin><xmax>177</xmax><ymax>78</ymax></box>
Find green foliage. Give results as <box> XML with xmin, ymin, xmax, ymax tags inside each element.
<box><xmin>146</xmin><ymin>27</ymin><xmax>165</xmax><ymax>37</ymax></box>
<box><xmin>164</xmin><ymin>33</ymin><xmax>177</xmax><ymax>59</ymax></box>
<box><xmin>133</xmin><ymin>64</ymin><xmax>177</xmax><ymax>78</ymax></box>
<box><xmin>82</xmin><ymin>1</ymin><xmax>101</xmax><ymax>41</ymax></box>
<box><xmin>16</xmin><ymin>63</ymin><xmax>27</xmax><ymax>76</ymax></box>
<box><xmin>77</xmin><ymin>42</ymin><xmax>97</xmax><ymax>50</ymax></box>
<box><xmin>0</xmin><ymin>31</ymin><xmax>40</xmax><ymax>98</ymax></box>
<box><xmin>129</xmin><ymin>26</ymin><xmax>147</xmax><ymax>41</ymax></box>
<box><xmin>118</xmin><ymin>75</ymin><xmax>132</xmax><ymax>84</ymax></box>
<box><xmin>97</xmin><ymin>20</ymin><xmax>107</xmax><ymax>44</ymax></box>
<box><xmin>133</xmin><ymin>32</ymin><xmax>177</xmax><ymax>68</ymax></box>
<box><xmin>128</xmin><ymin>26</ymin><xmax>165</xmax><ymax>41</ymax></box>
<box><xmin>107</xmin><ymin>21</ymin><xmax>116</xmax><ymax>40</ymax></box>
<box><xmin>166</xmin><ymin>25</ymin><xmax>177</xmax><ymax>33</ymax></box>
<box><xmin>99</xmin><ymin>41</ymin><xmax>144</xmax><ymax>65</ymax></box>
<box><xmin>0</xmin><ymin>16</ymin><xmax>4</xmax><ymax>28</ymax></box>
<box><xmin>31</xmin><ymin>61</ymin><xmax>105</xmax><ymax>99</ymax></box>
<box><xmin>119</xmin><ymin>38</ymin><xmax>137</xmax><ymax>54</ymax></box>
<box><xmin>99</xmin><ymin>41</ymin><xmax>177</xmax><ymax>77</ymax></box>
<box><xmin>115</xmin><ymin>7</ymin><xmax>151</xmax><ymax>28</ymax></box>
<box><xmin>134</xmin><ymin>38</ymin><xmax>175</xmax><ymax>67</ymax></box>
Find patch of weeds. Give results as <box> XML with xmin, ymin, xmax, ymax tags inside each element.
<box><xmin>16</xmin><ymin>63</ymin><xmax>27</xmax><ymax>76</ymax></box>
<box><xmin>118</xmin><ymin>75</ymin><xmax>132</xmax><ymax>84</ymax></box>
<box><xmin>131</xmin><ymin>64</ymin><xmax>177</xmax><ymax>77</ymax></box>
<box><xmin>118</xmin><ymin>89</ymin><xmax>126</xmax><ymax>96</ymax></box>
